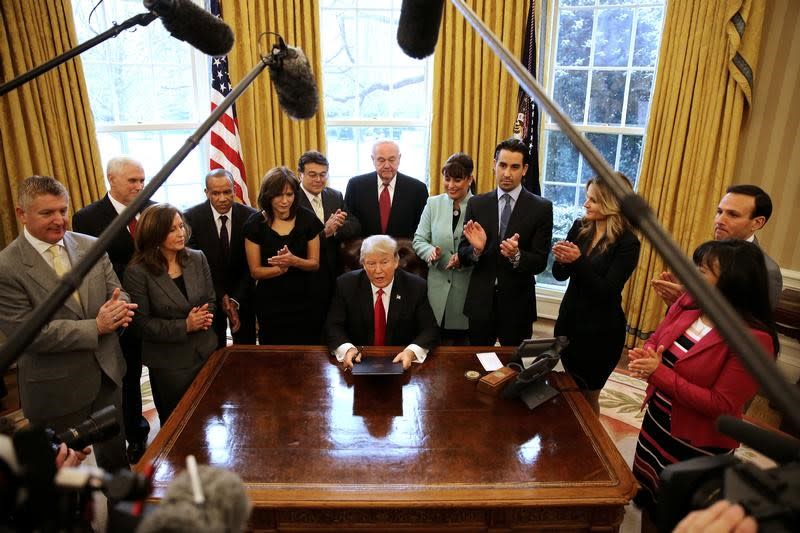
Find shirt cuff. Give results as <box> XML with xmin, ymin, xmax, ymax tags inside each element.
<box><xmin>406</xmin><ymin>344</ymin><xmax>428</xmax><ymax>363</ymax></box>
<box><xmin>334</xmin><ymin>343</ymin><xmax>356</xmax><ymax>362</ymax></box>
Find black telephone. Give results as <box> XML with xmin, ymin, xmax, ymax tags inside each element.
<box><xmin>502</xmin><ymin>336</ymin><xmax>569</xmax><ymax>409</ymax></box>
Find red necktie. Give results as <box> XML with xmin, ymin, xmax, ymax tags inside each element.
<box><xmin>128</xmin><ymin>217</ymin><xmax>137</xmax><ymax>238</ymax></box>
<box><xmin>379</xmin><ymin>184</ymin><xmax>391</xmax><ymax>233</ymax></box>
<box><xmin>374</xmin><ymin>288</ymin><xmax>386</xmax><ymax>346</ymax></box>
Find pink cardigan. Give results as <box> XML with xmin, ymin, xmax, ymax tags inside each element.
<box><xmin>641</xmin><ymin>293</ymin><xmax>774</xmax><ymax>449</ymax></box>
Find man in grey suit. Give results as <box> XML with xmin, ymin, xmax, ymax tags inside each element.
<box><xmin>652</xmin><ymin>184</ymin><xmax>783</xmax><ymax>309</ymax></box>
<box><xmin>296</xmin><ymin>150</ymin><xmax>360</xmax><ymax>318</ymax></box>
<box><xmin>0</xmin><ymin>176</ymin><xmax>135</xmax><ymax>472</ymax></box>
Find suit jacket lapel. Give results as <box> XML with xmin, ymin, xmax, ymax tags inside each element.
<box><xmin>321</xmin><ymin>188</ymin><xmax>336</xmax><ymax>220</ymax></box>
<box><xmin>487</xmin><ymin>191</ymin><xmax>500</xmax><ymax>243</ymax></box>
<box><xmin>153</xmin><ymin>270</ymin><xmax>190</xmax><ymax>308</ymax></box>
<box><xmin>367</xmin><ymin>173</ymin><xmax>381</xmax><ymax>230</ymax></box>
<box><xmin>659</xmin><ymin>308</ymin><xmax>725</xmax><ymax>362</ymax></box>
<box><xmin>386</xmin><ymin>271</ymin><xmax>404</xmax><ymax>344</ymax></box>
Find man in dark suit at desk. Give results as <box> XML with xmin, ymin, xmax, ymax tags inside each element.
<box><xmin>344</xmin><ymin>140</ymin><xmax>428</xmax><ymax>238</ymax></box>
<box><xmin>458</xmin><ymin>138</ymin><xmax>553</xmax><ymax>347</ymax></box>
<box><xmin>325</xmin><ymin>235</ymin><xmax>439</xmax><ymax>370</ymax></box>
<box><xmin>184</xmin><ymin>169</ymin><xmax>257</xmax><ymax>347</ymax></box>
<box><xmin>1</xmin><ymin>175</ymin><xmax>135</xmax><ymax>472</ymax></box>
<box><xmin>296</xmin><ymin>150</ymin><xmax>360</xmax><ymax>313</ymax></box>
<box><xmin>72</xmin><ymin>156</ymin><xmax>151</xmax><ymax>464</ymax></box>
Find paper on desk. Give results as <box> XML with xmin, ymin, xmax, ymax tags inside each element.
<box><xmin>476</xmin><ymin>352</ymin><xmax>503</xmax><ymax>371</ymax></box>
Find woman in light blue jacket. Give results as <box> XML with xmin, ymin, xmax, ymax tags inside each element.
<box><xmin>413</xmin><ymin>153</ymin><xmax>475</xmax><ymax>344</ymax></box>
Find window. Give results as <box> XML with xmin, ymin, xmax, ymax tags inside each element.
<box><xmin>319</xmin><ymin>0</ymin><xmax>434</xmax><ymax>192</ymax></box>
<box><xmin>540</xmin><ymin>0</ymin><xmax>665</xmax><ymax>286</ymax></box>
<box><xmin>71</xmin><ymin>0</ymin><xmax>210</xmax><ymax>209</ymax></box>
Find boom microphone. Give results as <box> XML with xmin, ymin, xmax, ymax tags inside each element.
<box><xmin>143</xmin><ymin>0</ymin><xmax>234</xmax><ymax>56</ymax></box>
<box><xmin>397</xmin><ymin>0</ymin><xmax>446</xmax><ymax>59</ymax></box>
<box><xmin>264</xmin><ymin>36</ymin><xmax>319</xmax><ymax>120</ymax></box>
<box><xmin>136</xmin><ymin>464</ymin><xmax>251</xmax><ymax>533</ymax></box>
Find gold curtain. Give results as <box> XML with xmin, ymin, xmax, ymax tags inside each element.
<box><xmin>623</xmin><ymin>0</ymin><xmax>765</xmax><ymax>347</ymax></box>
<box><xmin>220</xmin><ymin>0</ymin><xmax>326</xmax><ymax>202</ymax></box>
<box><xmin>428</xmin><ymin>1</ymin><xmax>529</xmax><ymax>195</ymax></box>
<box><xmin>0</xmin><ymin>0</ymin><xmax>104</xmax><ymax>247</ymax></box>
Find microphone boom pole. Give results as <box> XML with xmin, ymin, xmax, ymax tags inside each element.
<box><xmin>0</xmin><ymin>12</ymin><xmax>157</xmax><ymax>97</ymax></box>
<box><xmin>0</xmin><ymin>54</ymin><xmax>272</xmax><ymax>374</ymax></box>
<box><xmin>447</xmin><ymin>0</ymin><xmax>800</xmax><ymax>431</ymax></box>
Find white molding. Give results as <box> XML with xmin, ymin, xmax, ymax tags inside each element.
<box><xmin>781</xmin><ymin>268</ymin><xmax>800</xmax><ymax>290</ymax></box>
<box><xmin>536</xmin><ymin>285</ymin><xmax>564</xmax><ymax>320</ymax></box>
<box><xmin>777</xmin><ymin>335</ymin><xmax>800</xmax><ymax>384</ymax></box>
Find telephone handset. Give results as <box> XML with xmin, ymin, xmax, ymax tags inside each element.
<box><xmin>502</xmin><ymin>336</ymin><xmax>569</xmax><ymax>408</ymax></box>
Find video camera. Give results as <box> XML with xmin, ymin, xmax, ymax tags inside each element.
<box><xmin>657</xmin><ymin>415</ymin><xmax>800</xmax><ymax>533</ymax></box>
<box><xmin>1</xmin><ymin>406</ymin><xmax>151</xmax><ymax>532</ymax></box>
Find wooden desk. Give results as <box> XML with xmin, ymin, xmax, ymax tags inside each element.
<box><xmin>137</xmin><ymin>346</ymin><xmax>636</xmax><ymax>531</ymax></box>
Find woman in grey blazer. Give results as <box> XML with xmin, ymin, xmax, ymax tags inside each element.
<box><xmin>124</xmin><ymin>204</ymin><xmax>217</xmax><ymax>425</ymax></box>
<box><xmin>412</xmin><ymin>153</ymin><xmax>475</xmax><ymax>344</ymax></box>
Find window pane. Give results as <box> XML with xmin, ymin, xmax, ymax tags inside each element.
<box><xmin>325</xmin><ymin>67</ymin><xmax>357</xmax><ymax>118</ymax></box>
<box><xmin>553</xmin><ymin>69</ymin><xmax>588</xmax><ymax>123</ymax></box>
<box><xmin>356</xmin><ymin>10</ymin><xmax>394</xmax><ymax>65</ymax></box>
<box><xmin>626</xmin><ymin>70</ymin><xmax>654</xmax><ymax>126</ymax></box>
<box><xmin>581</xmin><ymin>133</ymin><xmax>619</xmax><ymax>183</ymax></box>
<box><xmin>321</xmin><ymin>10</ymin><xmax>356</xmax><ymax>66</ymax></box>
<box><xmin>556</xmin><ymin>9</ymin><xmax>593</xmax><ymax>67</ymax></box>
<box><xmin>358</xmin><ymin>67</ymin><xmax>392</xmax><ymax>119</ymax></box>
<box><xmin>325</xmin><ymin>126</ymin><xmax>429</xmax><ymax>190</ymax></box>
<box><xmin>392</xmin><ymin>68</ymin><xmax>428</xmax><ymax>119</ymax></box>
<box><xmin>588</xmin><ymin>70</ymin><xmax>626</xmax><ymax>124</ymax></box>
<box><xmin>562</xmin><ymin>0</ymin><xmax>594</xmax><ymax>8</ymax></box>
<box><xmin>545</xmin><ymin>131</ymin><xmax>580</xmax><ymax>184</ymax></box>
<box><xmin>544</xmin><ymin>184</ymin><xmax>579</xmax><ymax>207</ymax></box>
<box><xmin>633</xmin><ymin>7</ymin><xmax>664</xmax><ymax>67</ymax></box>
<box><xmin>619</xmin><ymin>135</ymin><xmax>643</xmax><ymax>186</ymax></box>
<box><xmin>593</xmin><ymin>8</ymin><xmax>634</xmax><ymax>67</ymax></box>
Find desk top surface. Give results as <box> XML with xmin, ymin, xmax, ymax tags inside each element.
<box><xmin>138</xmin><ymin>346</ymin><xmax>636</xmax><ymax>507</ymax></box>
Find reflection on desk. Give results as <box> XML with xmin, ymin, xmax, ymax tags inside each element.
<box><xmin>137</xmin><ymin>345</ymin><xmax>636</xmax><ymax>531</ymax></box>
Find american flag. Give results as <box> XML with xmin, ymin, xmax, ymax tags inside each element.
<box><xmin>208</xmin><ymin>0</ymin><xmax>251</xmax><ymax>205</ymax></box>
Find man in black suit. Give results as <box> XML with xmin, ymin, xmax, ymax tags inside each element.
<box><xmin>72</xmin><ymin>155</ymin><xmax>151</xmax><ymax>463</ymax></box>
<box><xmin>458</xmin><ymin>139</ymin><xmax>553</xmax><ymax>347</ymax></box>
<box><xmin>325</xmin><ymin>235</ymin><xmax>439</xmax><ymax>370</ymax></box>
<box><xmin>296</xmin><ymin>150</ymin><xmax>360</xmax><ymax>325</ymax></box>
<box><xmin>184</xmin><ymin>169</ymin><xmax>257</xmax><ymax>347</ymax></box>
<box><xmin>344</xmin><ymin>140</ymin><xmax>428</xmax><ymax>238</ymax></box>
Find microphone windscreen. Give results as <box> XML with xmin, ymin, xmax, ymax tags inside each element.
<box><xmin>268</xmin><ymin>46</ymin><xmax>319</xmax><ymax>120</ymax></box>
<box><xmin>136</xmin><ymin>465</ymin><xmax>251</xmax><ymax>533</ymax></box>
<box><xmin>150</xmin><ymin>0</ymin><xmax>235</xmax><ymax>56</ymax></box>
<box><xmin>397</xmin><ymin>0</ymin><xmax>446</xmax><ymax>59</ymax></box>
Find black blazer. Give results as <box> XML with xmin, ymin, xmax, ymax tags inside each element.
<box><xmin>552</xmin><ymin>220</ymin><xmax>641</xmax><ymax>335</ymax></box>
<box><xmin>344</xmin><ymin>172</ymin><xmax>428</xmax><ymax>238</ymax></box>
<box><xmin>72</xmin><ymin>195</ymin><xmax>155</xmax><ymax>283</ymax></box>
<box><xmin>183</xmin><ymin>200</ymin><xmax>257</xmax><ymax>303</ymax></box>
<box><xmin>458</xmin><ymin>188</ymin><xmax>553</xmax><ymax>323</ymax></box>
<box><xmin>325</xmin><ymin>268</ymin><xmax>439</xmax><ymax>351</ymax></box>
<box><xmin>296</xmin><ymin>186</ymin><xmax>361</xmax><ymax>278</ymax></box>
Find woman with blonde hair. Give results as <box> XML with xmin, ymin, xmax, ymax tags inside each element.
<box><xmin>551</xmin><ymin>175</ymin><xmax>641</xmax><ymax>413</ymax></box>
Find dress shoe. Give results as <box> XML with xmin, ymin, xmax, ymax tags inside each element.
<box><xmin>127</xmin><ymin>440</ymin><xmax>147</xmax><ymax>464</ymax></box>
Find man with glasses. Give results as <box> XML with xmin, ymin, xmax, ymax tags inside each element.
<box><xmin>344</xmin><ymin>139</ymin><xmax>429</xmax><ymax>239</ymax></box>
<box><xmin>296</xmin><ymin>150</ymin><xmax>360</xmax><ymax>320</ymax></box>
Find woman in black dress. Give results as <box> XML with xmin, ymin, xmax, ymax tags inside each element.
<box><xmin>244</xmin><ymin>167</ymin><xmax>323</xmax><ymax>344</ymax></box>
<box><xmin>551</xmin><ymin>175</ymin><xmax>641</xmax><ymax>414</ymax></box>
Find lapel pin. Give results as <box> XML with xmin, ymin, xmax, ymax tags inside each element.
<box><xmin>396</xmin><ymin>295</ymin><xmax>401</xmax><ymax>300</ymax></box>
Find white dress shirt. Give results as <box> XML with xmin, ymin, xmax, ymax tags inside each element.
<box><xmin>377</xmin><ymin>175</ymin><xmax>396</xmax><ymax>204</ymax></box>
<box><xmin>333</xmin><ymin>277</ymin><xmax>428</xmax><ymax>363</ymax></box>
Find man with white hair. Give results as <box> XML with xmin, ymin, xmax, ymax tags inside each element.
<box><xmin>73</xmin><ymin>156</ymin><xmax>153</xmax><ymax>464</ymax></box>
<box><xmin>325</xmin><ymin>235</ymin><xmax>439</xmax><ymax>370</ymax></box>
<box><xmin>344</xmin><ymin>140</ymin><xmax>429</xmax><ymax>238</ymax></box>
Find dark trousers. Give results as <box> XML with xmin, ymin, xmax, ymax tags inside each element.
<box><xmin>469</xmin><ymin>288</ymin><xmax>533</xmax><ymax>347</ymax></box>
<box><xmin>30</xmin><ymin>373</ymin><xmax>129</xmax><ymax>473</ymax></box>
<box><xmin>119</xmin><ymin>332</ymin><xmax>150</xmax><ymax>445</ymax></box>
<box><xmin>212</xmin><ymin>297</ymin><xmax>257</xmax><ymax>348</ymax></box>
